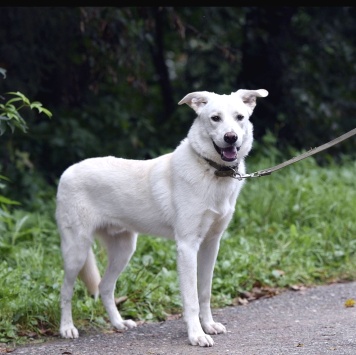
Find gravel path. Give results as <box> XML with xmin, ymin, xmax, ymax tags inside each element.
<box><xmin>10</xmin><ymin>281</ymin><xmax>356</xmax><ymax>355</ymax></box>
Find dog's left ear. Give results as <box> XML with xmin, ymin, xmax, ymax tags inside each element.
<box><xmin>235</xmin><ymin>89</ymin><xmax>268</xmax><ymax>110</ymax></box>
<box><xmin>178</xmin><ymin>91</ymin><xmax>212</xmax><ymax>114</ymax></box>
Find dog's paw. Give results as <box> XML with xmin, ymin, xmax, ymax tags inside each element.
<box><xmin>189</xmin><ymin>333</ymin><xmax>214</xmax><ymax>347</ymax></box>
<box><xmin>60</xmin><ymin>325</ymin><xmax>79</xmax><ymax>339</ymax></box>
<box><xmin>123</xmin><ymin>319</ymin><xmax>137</xmax><ymax>329</ymax></box>
<box><xmin>112</xmin><ymin>319</ymin><xmax>137</xmax><ymax>331</ymax></box>
<box><xmin>202</xmin><ymin>321</ymin><xmax>226</xmax><ymax>335</ymax></box>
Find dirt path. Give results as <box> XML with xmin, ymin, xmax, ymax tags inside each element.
<box><xmin>10</xmin><ymin>281</ymin><xmax>356</xmax><ymax>355</ymax></box>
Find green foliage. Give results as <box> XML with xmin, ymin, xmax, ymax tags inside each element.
<box><xmin>116</xmin><ymin>237</ymin><xmax>181</xmax><ymax>321</ymax></box>
<box><xmin>0</xmin><ymin>90</ymin><xmax>52</xmax><ymax>136</ymax></box>
<box><xmin>0</xmin><ymin>175</ymin><xmax>19</xmax><ymax>205</ymax></box>
<box><xmin>0</xmin><ymin>69</ymin><xmax>56</xmax><ymax>345</ymax></box>
<box><xmin>0</xmin><ymin>203</ymin><xmax>61</xmax><ymax>344</ymax></box>
<box><xmin>1</xmin><ymin>147</ymin><xmax>356</xmax><ymax>345</ymax></box>
<box><xmin>0</xmin><ymin>68</ymin><xmax>53</xmax><ymax>207</ymax></box>
<box><xmin>214</xmin><ymin>151</ymin><xmax>356</xmax><ymax>304</ymax></box>
<box><xmin>1</xmin><ymin>7</ymin><xmax>356</xmax><ymax>197</ymax></box>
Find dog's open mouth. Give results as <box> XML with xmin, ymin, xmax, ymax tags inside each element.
<box><xmin>213</xmin><ymin>142</ymin><xmax>240</xmax><ymax>162</ymax></box>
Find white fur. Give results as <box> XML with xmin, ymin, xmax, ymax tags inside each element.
<box><xmin>56</xmin><ymin>88</ymin><xmax>268</xmax><ymax>347</ymax></box>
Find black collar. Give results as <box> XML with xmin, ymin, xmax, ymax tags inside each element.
<box><xmin>204</xmin><ymin>157</ymin><xmax>239</xmax><ymax>178</ymax></box>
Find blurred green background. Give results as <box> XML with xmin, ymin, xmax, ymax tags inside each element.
<box><xmin>1</xmin><ymin>7</ymin><xmax>356</xmax><ymax>203</ymax></box>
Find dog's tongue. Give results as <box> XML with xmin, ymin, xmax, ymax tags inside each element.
<box><xmin>221</xmin><ymin>146</ymin><xmax>237</xmax><ymax>161</ymax></box>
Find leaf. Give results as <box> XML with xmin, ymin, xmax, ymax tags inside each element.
<box><xmin>0</xmin><ymin>67</ymin><xmax>6</xmax><ymax>79</ymax></box>
<box><xmin>38</xmin><ymin>107</ymin><xmax>52</xmax><ymax>118</ymax></box>
<box><xmin>5</xmin><ymin>97</ymin><xmax>23</xmax><ymax>105</ymax></box>
<box><xmin>232</xmin><ymin>297</ymin><xmax>248</xmax><ymax>306</ymax></box>
<box><xmin>30</xmin><ymin>103</ymin><xmax>52</xmax><ymax>118</ymax></box>
<box><xmin>114</xmin><ymin>296</ymin><xmax>128</xmax><ymax>305</ymax></box>
<box><xmin>165</xmin><ymin>313</ymin><xmax>182</xmax><ymax>321</ymax></box>
<box><xmin>344</xmin><ymin>298</ymin><xmax>355</xmax><ymax>308</ymax></box>
<box><xmin>6</xmin><ymin>92</ymin><xmax>30</xmax><ymax>105</ymax></box>
<box><xmin>290</xmin><ymin>284</ymin><xmax>306</xmax><ymax>292</ymax></box>
<box><xmin>0</xmin><ymin>195</ymin><xmax>20</xmax><ymax>205</ymax></box>
<box><xmin>0</xmin><ymin>121</ymin><xmax>7</xmax><ymax>135</ymax></box>
<box><xmin>272</xmin><ymin>269</ymin><xmax>285</xmax><ymax>278</ymax></box>
<box><xmin>7</xmin><ymin>121</ymin><xmax>17</xmax><ymax>134</ymax></box>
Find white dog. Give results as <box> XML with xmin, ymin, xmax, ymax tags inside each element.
<box><xmin>56</xmin><ymin>88</ymin><xmax>268</xmax><ymax>347</ymax></box>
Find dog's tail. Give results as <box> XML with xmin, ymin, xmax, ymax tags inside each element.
<box><xmin>78</xmin><ymin>248</ymin><xmax>101</xmax><ymax>300</ymax></box>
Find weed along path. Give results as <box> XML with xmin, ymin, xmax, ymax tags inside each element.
<box><xmin>10</xmin><ymin>281</ymin><xmax>356</xmax><ymax>355</ymax></box>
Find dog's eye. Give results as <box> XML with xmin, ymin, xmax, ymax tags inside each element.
<box><xmin>236</xmin><ymin>114</ymin><xmax>244</xmax><ymax>121</ymax></box>
<box><xmin>211</xmin><ymin>115</ymin><xmax>221</xmax><ymax>122</ymax></box>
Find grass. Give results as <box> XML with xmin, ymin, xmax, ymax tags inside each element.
<box><xmin>1</xmin><ymin>143</ymin><xmax>356</xmax><ymax>346</ymax></box>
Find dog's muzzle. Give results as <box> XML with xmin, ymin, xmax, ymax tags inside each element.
<box><xmin>213</xmin><ymin>141</ymin><xmax>240</xmax><ymax>162</ymax></box>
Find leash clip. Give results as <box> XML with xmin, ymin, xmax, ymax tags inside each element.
<box><xmin>232</xmin><ymin>170</ymin><xmax>272</xmax><ymax>180</ymax></box>
<box><xmin>251</xmin><ymin>170</ymin><xmax>272</xmax><ymax>178</ymax></box>
<box><xmin>232</xmin><ymin>171</ymin><xmax>244</xmax><ymax>180</ymax></box>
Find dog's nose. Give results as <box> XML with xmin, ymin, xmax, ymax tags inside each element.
<box><xmin>224</xmin><ymin>132</ymin><xmax>237</xmax><ymax>144</ymax></box>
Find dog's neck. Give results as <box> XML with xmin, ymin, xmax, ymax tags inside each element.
<box><xmin>203</xmin><ymin>157</ymin><xmax>239</xmax><ymax>178</ymax></box>
<box><xmin>185</xmin><ymin>136</ymin><xmax>240</xmax><ymax>178</ymax></box>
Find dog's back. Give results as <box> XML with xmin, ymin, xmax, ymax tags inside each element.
<box><xmin>56</xmin><ymin>155</ymin><xmax>177</xmax><ymax>239</ymax></box>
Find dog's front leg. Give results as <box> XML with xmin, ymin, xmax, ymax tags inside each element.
<box><xmin>176</xmin><ymin>240</ymin><xmax>214</xmax><ymax>347</ymax></box>
<box><xmin>197</xmin><ymin>236</ymin><xmax>226</xmax><ymax>335</ymax></box>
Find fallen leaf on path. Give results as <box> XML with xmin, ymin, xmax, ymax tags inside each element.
<box><xmin>236</xmin><ymin>286</ymin><xmax>281</xmax><ymax>305</ymax></box>
<box><xmin>17</xmin><ymin>331</ymin><xmax>37</xmax><ymax>338</ymax></box>
<box><xmin>234</xmin><ymin>297</ymin><xmax>249</xmax><ymax>306</ymax></box>
<box><xmin>290</xmin><ymin>284</ymin><xmax>306</xmax><ymax>292</ymax></box>
<box><xmin>344</xmin><ymin>298</ymin><xmax>355</xmax><ymax>308</ymax></box>
<box><xmin>166</xmin><ymin>313</ymin><xmax>182</xmax><ymax>321</ymax></box>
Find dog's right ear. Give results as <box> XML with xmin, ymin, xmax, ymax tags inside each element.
<box><xmin>178</xmin><ymin>91</ymin><xmax>211</xmax><ymax>114</ymax></box>
<box><xmin>235</xmin><ymin>89</ymin><xmax>269</xmax><ymax>110</ymax></box>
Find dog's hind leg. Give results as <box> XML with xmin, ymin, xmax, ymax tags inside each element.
<box><xmin>60</xmin><ymin>227</ymin><xmax>95</xmax><ymax>339</ymax></box>
<box><xmin>98</xmin><ymin>230</ymin><xmax>138</xmax><ymax>330</ymax></box>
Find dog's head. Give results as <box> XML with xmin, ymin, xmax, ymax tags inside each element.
<box><xmin>179</xmin><ymin>89</ymin><xmax>268</xmax><ymax>163</ymax></box>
